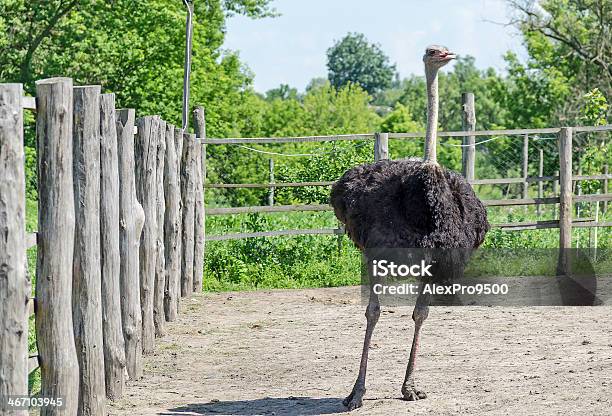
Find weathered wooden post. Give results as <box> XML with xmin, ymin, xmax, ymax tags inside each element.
<box><xmin>154</xmin><ymin>120</ymin><xmax>167</xmax><ymax>337</ymax></box>
<box><xmin>193</xmin><ymin>107</ymin><xmax>206</xmax><ymax>293</ymax></box>
<box><xmin>553</xmin><ymin>170</ymin><xmax>559</xmax><ymax>218</ymax></box>
<box><xmin>603</xmin><ymin>164</ymin><xmax>608</xmax><ymax>214</ymax></box>
<box><xmin>72</xmin><ymin>85</ymin><xmax>106</xmax><ymax>415</ymax></box>
<box><xmin>537</xmin><ymin>148</ymin><xmax>544</xmax><ymax>219</ymax></box>
<box><xmin>374</xmin><ymin>132</ymin><xmax>389</xmax><ymax>161</ymax></box>
<box><xmin>589</xmin><ymin>192</ymin><xmax>599</xmax><ymax>260</ymax></box>
<box><xmin>35</xmin><ymin>77</ymin><xmax>79</xmax><ymax>416</ymax></box>
<box><xmin>135</xmin><ymin>116</ymin><xmax>159</xmax><ymax>354</ymax></box>
<box><xmin>173</xmin><ymin>127</ymin><xmax>184</xmax><ymax>307</ymax></box>
<box><xmin>576</xmin><ymin>166</ymin><xmax>583</xmax><ymax>220</ymax></box>
<box><xmin>0</xmin><ymin>83</ymin><xmax>29</xmax><ymax>416</ymax></box>
<box><xmin>557</xmin><ymin>127</ymin><xmax>573</xmax><ymax>275</ymax></box>
<box><xmin>164</xmin><ymin>123</ymin><xmax>181</xmax><ymax>321</ymax></box>
<box><xmin>192</xmin><ymin>139</ymin><xmax>203</xmax><ymax>294</ymax></box>
<box><xmin>99</xmin><ymin>93</ymin><xmax>126</xmax><ymax>399</ymax></box>
<box><xmin>522</xmin><ymin>135</ymin><xmax>529</xmax><ymax>199</ymax></box>
<box><xmin>268</xmin><ymin>158</ymin><xmax>275</xmax><ymax>206</ymax></box>
<box><xmin>116</xmin><ymin>108</ymin><xmax>144</xmax><ymax>380</ymax></box>
<box><xmin>461</xmin><ymin>92</ymin><xmax>476</xmax><ymax>181</ymax></box>
<box><xmin>180</xmin><ymin>132</ymin><xmax>196</xmax><ymax>297</ymax></box>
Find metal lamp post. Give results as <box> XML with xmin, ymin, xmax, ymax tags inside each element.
<box><xmin>182</xmin><ymin>0</ymin><xmax>194</xmax><ymax>131</ymax></box>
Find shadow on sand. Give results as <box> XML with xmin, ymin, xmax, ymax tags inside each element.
<box><xmin>160</xmin><ymin>397</ymin><xmax>347</xmax><ymax>415</ymax></box>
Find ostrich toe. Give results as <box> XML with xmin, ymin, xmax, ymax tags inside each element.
<box><xmin>401</xmin><ymin>384</ymin><xmax>427</xmax><ymax>401</ymax></box>
<box><xmin>343</xmin><ymin>387</ymin><xmax>365</xmax><ymax>410</ymax></box>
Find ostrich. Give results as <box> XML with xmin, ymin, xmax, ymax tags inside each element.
<box><xmin>330</xmin><ymin>45</ymin><xmax>490</xmax><ymax>410</ymax></box>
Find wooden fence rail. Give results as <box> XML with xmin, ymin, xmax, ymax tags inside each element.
<box><xmin>0</xmin><ymin>78</ymin><xmax>206</xmax><ymax>413</ymax></box>
<box><xmin>203</xmin><ymin>174</ymin><xmax>612</xmax><ymax>189</ymax></box>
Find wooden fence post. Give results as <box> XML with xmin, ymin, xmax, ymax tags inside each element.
<box><xmin>193</xmin><ymin>107</ymin><xmax>206</xmax><ymax>293</ymax></box>
<box><xmin>35</xmin><ymin>77</ymin><xmax>79</xmax><ymax>416</ymax></box>
<box><xmin>180</xmin><ymin>132</ymin><xmax>196</xmax><ymax>297</ymax></box>
<box><xmin>154</xmin><ymin>120</ymin><xmax>166</xmax><ymax>337</ymax></box>
<box><xmin>374</xmin><ymin>132</ymin><xmax>389</xmax><ymax>161</ymax></box>
<box><xmin>99</xmin><ymin>93</ymin><xmax>126</xmax><ymax>400</ymax></box>
<box><xmin>461</xmin><ymin>92</ymin><xmax>476</xmax><ymax>181</ymax></box>
<box><xmin>590</xmin><ymin>192</ymin><xmax>599</xmax><ymax>259</ymax></box>
<box><xmin>558</xmin><ymin>127</ymin><xmax>573</xmax><ymax>275</ymax></box>
<box><xmin>116</xmin><ymin>109</ymin><xmax>144</xmax><ymax>379</ymax></box>
<box><xmin>135</xmin><ymin>116</ymin><xmax>159</xmax><ymax>354</ymax></box>
<box><xmin>537</xmin><ymin>148</ymin><xmax>544</xmax><ymax>218</ymax></box>
<box><xmin>173</xmin><ymin>127</ymin><xmax>184</xmax><ymax>308</ymax></box>
<box><xmin>268</xmin><ymin>158</ymin><xmax>275</xmax><ymax>206</ymax></box>
<box><xmin>164</xmin><ymin>123</ymin><xmax>180</xmax><ymax>321</ymax></box>
<box><xmin>0</xmin><ymin>83</ymin><xmax>29</xmax><ymax>415</ymax></box>
<box><xmin>604</xmin><ymin>164</ymin><xmax>608</xmax><ymax>213</ymax></box>
<box><xmin>72</xmin><ymin>85</ymin><xmax>106</xmax><ymax>415</ymax></box>
<box><xmin>522</xmin><ymin>134</ymin><xmax>529</xmax><ymax>199</ymax></box>
<box><xmin>553</xmin><ymin>170</ymin><xmax>559</xmax><ymax>219</ymax></box>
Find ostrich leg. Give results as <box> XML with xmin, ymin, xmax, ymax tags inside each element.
<box><xmin>343</xmin><ymin>289</ymin><xmax>380</xmax><ymax>410</ymax></box>
<box><xmin>401</xmin><ymin>290</ymin><xmax>431</xmax><ymax>401</ymax></box>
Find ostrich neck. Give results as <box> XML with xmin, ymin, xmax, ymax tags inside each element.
<box><xmin>424</xmin><ymin>65</ymin><xmax>439</xmax><ymax>163</ymax></box>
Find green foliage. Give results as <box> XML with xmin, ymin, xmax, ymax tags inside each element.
<box><xmin>24</xmin><ymin>146</ymin><xmax>37</xmax><ymax>200</ymax></box>
<box><xmin>326</xmin><ymin>33</ymin><xmax>397</xmax><ymax>95</ymax></box>
<box><xmin>392</xmin><ymin>56</ymin><xmax>510</xmax><ymax>131</ymax></box>
<box><xmin>206</xmin><ymin>82</ymin><xmax>380</xmax><ymax>207</ymax></box>
<box><xmin>582</xmin><ymin>88</ymin><xmax>609</xmax><ymax>126</ymax></box>
<box><xmin>0</xmin><ymin>0</ymin><xmax>274</xmax><ymax>136</ymax></box>
<box><xmin>205</xmin><ymin>212</ymin><xmax>362</xmax><ymax>290</ymax></box>
<box><xmin>507</xmin><ymin>0</ymin><xmax>611</xmax><ymax>125</ymax></box>
<box><xmin>379</xmin><ymin>103</ymin><xmax>420</xmax><ymax>133</ymax></box>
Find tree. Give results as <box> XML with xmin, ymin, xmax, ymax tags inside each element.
<box><xmin>0</xmin><ymin>0</ymin><xmax>275</xmax><ymax>135</ymax></box>
<box><xmin>326</xmin><ymin>32</ymin><xmax>396</xmax><ymax>95</ymax></box>
<box><xmin>507</xmin><ymin>0</ymin><xmax>611</xmax><ymax>124</ymax></box>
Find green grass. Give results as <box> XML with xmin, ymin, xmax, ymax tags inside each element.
<box><xmin>203</xmin><ymin>203</ymin><xmax>612</xmax><ymax>291</ymax></box>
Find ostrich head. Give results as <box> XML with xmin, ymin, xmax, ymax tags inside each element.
<box><xmin>423</xmin><ymin>45</ymin><xmax>455</xmax><ymax>164</ymax></box>
<box><xmin>423</xmin><ymin>45</ymin><xmax>456</xmax><ymax>69</ymax></box>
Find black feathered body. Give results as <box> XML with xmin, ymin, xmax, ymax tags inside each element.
<box><xmin>330</xmin><ymin>159</ymin><xmax>490</xmax><ymax>251</ymax></box>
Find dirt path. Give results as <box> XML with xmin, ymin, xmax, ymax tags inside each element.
<box><xmin>108</xmin><ymin>286</ymin><xmax>612</xmax><ymax>416</ymax></box>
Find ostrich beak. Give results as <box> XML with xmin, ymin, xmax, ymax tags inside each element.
<box><xmin>440</xmin><ymin>52</ymin><xmax>456</xmax><ymax>61</ymax></box>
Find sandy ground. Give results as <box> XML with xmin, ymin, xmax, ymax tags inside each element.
<box><xmin>108</xmin><ymin>286</ymin><xmax>612</xmax><ymax>416</ymax></box>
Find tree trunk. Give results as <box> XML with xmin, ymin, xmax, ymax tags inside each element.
<box><xmin>0</xmin><ymin>83</ymin><xmax>29</xmax><ymax>416</ymax></box>
<box><xmin>116</xmin><ymin>109</ymin><xmax>144</xmax><ymax>379</ymax></box>
<box><xmin>72</xmin><ymin>85</ymin><xmax>106</xmax><ymax>416</ymax></box>
<box><xmin>99</xmin><ymin>93</ymin><xmax>126</xmax><ymax>400</ymax></box>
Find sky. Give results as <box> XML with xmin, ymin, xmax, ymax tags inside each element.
<box><xmin>223</xmin><ymin>0</ymin><xmax>527</xmax><ymax>93</ymax></box>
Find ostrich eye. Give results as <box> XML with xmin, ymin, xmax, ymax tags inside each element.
<box><xmin>427</xmin><ymin>50</ymin><xmax>436</xmax><ymax>56</ymax></box>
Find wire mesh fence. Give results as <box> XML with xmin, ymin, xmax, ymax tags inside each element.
<box><xmin>202</xmin><ymin>127</ymin><xmax>611</xmax><ymax>239</ymax></box>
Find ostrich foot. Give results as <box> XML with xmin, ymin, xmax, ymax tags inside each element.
<box><xmin>343</xmin><ymin>387</ymin><xmax>366</xmax><ymax>410</ymax></box>
<box><xmin>401</xmin><ymin>384</ymin><xmax>427</xmax><ymax>401</ymax></box>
